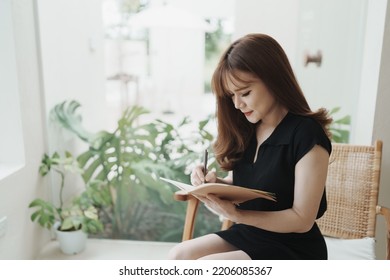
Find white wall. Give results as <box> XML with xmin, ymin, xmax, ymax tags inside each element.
<box><xmin>0</xmin><ymin>0</ymin><xmax>109</xmax><ymax>259</ymax></box>
<box><xmin>373</xmin><ymin>0</ymin><xmax>390</xmax><ymax>260</ymax></box>
<box><xmin>233</xmin><ymin>0</ymin><xmax>300</xmax><ymax>65</ymax></box>
<box><xmin>295</xmin><ymin>0</ymin><xmax>367</xmax><ymax>145</ymax></box>
<box><xmin>0</xmin><ymin>0</ymin><xmax>25</xmax><ymax>174</ymax></box>
<box><xmin>0</xmin><ymin>0</ymin><xmax>50</xmax><ymax>259</ymax></box>
<box><xmin>355</xmin><ymin>0</ymin><xmax>387</xmax><ymax>144</ymax></box>
<box><xmin>36</xmin><ymin>0</ymin><xmax>108</xmax><ymax>133</ymax></box>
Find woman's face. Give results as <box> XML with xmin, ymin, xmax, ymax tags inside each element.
<box><xmin>225</xmin><ymin>71</ymin><xmax>279</xmax><ymax>124</ymax></box>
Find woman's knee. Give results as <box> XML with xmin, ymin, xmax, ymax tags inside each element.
<box><xmin>168</xmin><ymin>234</ymin><xmax>236</xmax><ymax>260</ymax></box>
<box><xmin>168</xmin><ymin>241</ymin><xmax>196</xmax><ymax>260</ymax></box>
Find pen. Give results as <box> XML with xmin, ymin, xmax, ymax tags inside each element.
<box><xmin>203</xmin><ymin>149</ymin><xmax>208</xmax><ymax>183</ymax></box>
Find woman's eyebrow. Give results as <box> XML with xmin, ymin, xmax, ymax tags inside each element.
<box><xmin>231</xmin><ymin>84</ymin><xmax>250</xmax><ymax>92</ymax></box>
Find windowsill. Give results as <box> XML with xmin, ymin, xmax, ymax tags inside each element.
<box><xmin>0</xmin><ymin>163</ymin><xmax>24</xmax><ymax>181</ymax></box>
<box><xmin>36</xmin><ymin>238</ymin><xmax>177</xmax><ymax>260</ymax></box>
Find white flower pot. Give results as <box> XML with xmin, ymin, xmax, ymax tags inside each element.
<box><xmin>55</xmin><ymin>227</ymin><xmax>88</xmax><ymax>255</ymax></box>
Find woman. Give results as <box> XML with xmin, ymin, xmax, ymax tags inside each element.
<box><xmin>168</xmin><ymin>33</ymin><xmax>332</xmax><ymax>260</ymax></box>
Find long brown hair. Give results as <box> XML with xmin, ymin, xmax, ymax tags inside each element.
<box><xmin>211</xmin><ymin>33</ymin><xmax>332</xmax><ymax>170</ymax></box>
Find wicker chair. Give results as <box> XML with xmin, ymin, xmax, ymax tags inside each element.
<box><xmin>174</xmin><ymin>140</ymin><xmax>390</xmax><ymax>259</ymax></box>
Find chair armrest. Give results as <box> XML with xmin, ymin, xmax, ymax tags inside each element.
<box><xmin>174</xmin><ymin>191</ymin><xmax>200</xmax><ymax>241</ymax></box>
<box><xmin>376</xmin><ymin>205</ymin><xmax>390</xmax><ymax>260</ymax></box>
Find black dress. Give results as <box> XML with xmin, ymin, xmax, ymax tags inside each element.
<box><xmin>215</xmin><ymin>112</ymin><xmax>332</xmax><ymax>260</ymax></box>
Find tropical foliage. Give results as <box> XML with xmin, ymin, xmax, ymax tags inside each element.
<box><xmin>50</xmin><ymin>100</ymin><xmax>223</xmax><ymax>241</ymax></box>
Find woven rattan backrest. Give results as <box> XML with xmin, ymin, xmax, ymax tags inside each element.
<box><xmin>317</xmin><ymin>141</ymin><xmax>382</xmax><ymax>239</ymax></box>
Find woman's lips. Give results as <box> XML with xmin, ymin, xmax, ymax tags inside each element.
<box><xmin>243</xmin><ymin>111</ymin><xmax>253</xmax><ymax>117</ymax></box>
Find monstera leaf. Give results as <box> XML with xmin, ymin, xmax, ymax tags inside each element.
<box><xmin>50</xmin><ymin>100</ymin><xmax>95</xmax><ymax>142</ymax></box>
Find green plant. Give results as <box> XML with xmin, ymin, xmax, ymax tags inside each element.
<box><xmin>50</xmin><ymin>100</ymin><xmax>223</xmax><ymax>241</ymax></box>
<box><xmin>329</xmin><ymin>107</ymin><xmax>351</xmax><ymax>143</ymax></box>
<box><xmin>29</xmin><ymin>151</ymin><xmax>105</xmax><ymax>234</ymax></box>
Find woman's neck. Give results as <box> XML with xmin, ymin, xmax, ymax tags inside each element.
<box><xmin>258</xmin><ymin>106</ymin><xmax>288</xmax><ymax>130</ymax></box>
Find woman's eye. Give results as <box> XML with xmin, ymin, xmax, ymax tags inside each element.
<box><xmin>242</xmin><ymin>91</ymin><xmax>251</xmax><ymax>97</ymax></box>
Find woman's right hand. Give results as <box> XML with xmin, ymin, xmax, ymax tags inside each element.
<box><xmin>190</xmin><ymin>164</ymin><xmax>217</xmax><ymax>186</ymax></box>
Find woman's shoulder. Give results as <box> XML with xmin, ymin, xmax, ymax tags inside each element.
<box><xmin>266</xmin><ymin>112</ymin><xmax>330</xmax><ymax>150</ymax></box>
<box><xmin>281</xmin><ymin>112</ymin><xmax>324</xmax><ymax>136</ymax></box>
<box><xmin>287</xmin><ymin>112</ymin><xmax>319</xmax><ymax>126</ymax></box>
<box><xmin>287</xmin><ymin>113</ymin><xmax>332</xmax><ymax>157</ymax></box>
<box><xmin>266</xmin><ymin>112</ymin><xmax>321</xmax><ymax>146</ymax></box>
<box><xmin>277</xmin><ymin>112</ymin><xmax>322</xmax><ymax>137</ymax></box>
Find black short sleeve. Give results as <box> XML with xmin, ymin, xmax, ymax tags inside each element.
<box><xmin>292</xmin><ymin>118</ymin><xmax>332</xmax><ymax>164</ymax></box>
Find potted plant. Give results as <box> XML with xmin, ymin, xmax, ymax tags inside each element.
<box><xmin>29</xmin><ymin>151</ymin><xmax>106</xmax><ymax>254</ymax></box>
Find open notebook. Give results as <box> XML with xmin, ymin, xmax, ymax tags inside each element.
<box><xmin>160</xmin><ymin>177</ymin><xmax>276</xmax><ymax>205</ymax></box>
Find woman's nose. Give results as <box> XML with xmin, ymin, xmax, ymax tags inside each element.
<box><xmin>233</xmin><ymin>96</ymin><xmax>244</xmax><ymax>109</ymax></box>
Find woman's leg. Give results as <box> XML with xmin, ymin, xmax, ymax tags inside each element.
<box><xmin>168</xmin><ymin>233</ymin><xmax>247</xmax><ymax>260</ymax></box>
<box><xmin>198</xmin><ymin>250</ymin><xmax>251</xmax><ymax>260</ymax></box>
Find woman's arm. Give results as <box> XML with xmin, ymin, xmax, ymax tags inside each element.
<box><xmin>205</xmin><ymin>144</ymin><xmax>330</xmax><ymax>233</ymax></box>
